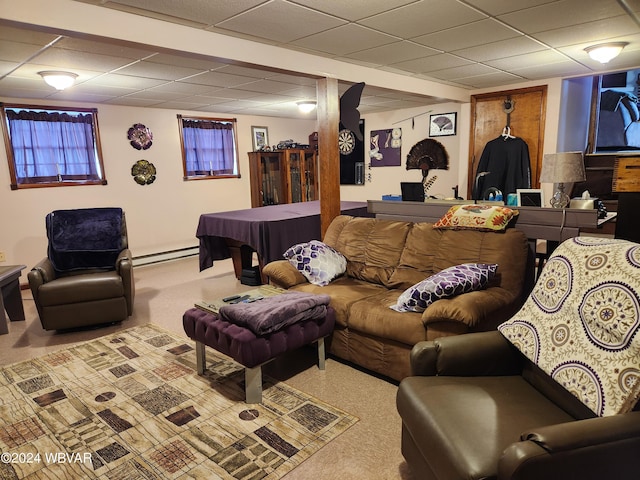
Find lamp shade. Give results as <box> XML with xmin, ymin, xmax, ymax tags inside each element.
<box><xmin>540</xmin><ymin>152</ymin><xmax>586</xmax><ymax>184</ymax></box>
<box><xmin>38</xmin><ymin>71</ymin><xmax>78</xmax><ymax>90</ymax></box>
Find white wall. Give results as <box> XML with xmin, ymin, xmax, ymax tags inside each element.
<box><xmin>342</xmin><ymin>102</ymin><xmax>464</xmax><ymax>202</ymax></box>
<box><xmin>1</xmin><ymin>76</ymin><xmax>569</xmax><ymax>274</ymax></box>
<box><xmin>0</xmin><ymin>98</ymin><xmax>316</xmax><ymax>270</ymax></box>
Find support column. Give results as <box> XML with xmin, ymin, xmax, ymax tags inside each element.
<box><xmin>316</xmin><ymin>77</ymin><xmax>340</xmax><ymax>238</ymax></box>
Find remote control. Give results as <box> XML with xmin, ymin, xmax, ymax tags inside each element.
<box><xmin>230</xmin><ymin>294</ymin><xmax>251</xmax><ymax>304</ymax></box>
<box><xmin>222</xmin><ymin>295</ymin><xmax>240</xmax><ymax>302</ymax></box>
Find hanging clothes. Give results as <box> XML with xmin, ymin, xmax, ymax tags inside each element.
<box><xmin>472</xmin><ymin>134</ymin><xmax>531</xmax><ymax>200</ymax></box>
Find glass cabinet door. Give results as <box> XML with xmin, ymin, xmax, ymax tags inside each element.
<box><xmin>303</xmin><ymin>151</ymin><xmax>316</xmax><ymax>201</ymax></box>
<box><xmin>289</xmin><ymin>151</ymin><xmax>302</xmax><ymax>203</ymax></box>
<box><xmin>261</xmin><ymin>154</ymin><xmax>283</xmax><ymax>205</ymax></box>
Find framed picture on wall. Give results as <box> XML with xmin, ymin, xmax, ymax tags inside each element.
<box><xmin>517</xmin><ymin>189</ymin><xmax>545</xmax><ymax>207</ymax></box>
<box><xmin>251</xmin><ymin>126</ymin><xmax>269</xmax><ymax>151</ymax></box>
<box><xmin>429</xmin><ymin>112</ymin><xmax>457</xmax><ymax>137</ymax></box>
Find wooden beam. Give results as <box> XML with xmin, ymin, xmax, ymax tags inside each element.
<box><xmin>317</xmin><ymin>77</ymin><xmax>340</xmax><ymax>238</ymax></box>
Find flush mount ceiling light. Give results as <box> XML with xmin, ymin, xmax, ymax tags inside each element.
<box><xmin>297</xmin><ymin>100</ymin><xmax>317</xmax><ymax>113</ymax></box>
<box><xmin>38</xmin><ymin>71</ymin><xmax>78</xmax><ymax>90</ymax></box>
<box><xmin>584</xmin><ymin>42</ymin><xmax>628</xmax><ymax>64</ymax></box>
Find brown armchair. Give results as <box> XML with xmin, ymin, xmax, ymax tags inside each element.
<box><xmin>28</xmin><ymin>208</ymin><xmax>134</xmax><ymax>330</ymax></box>
<box><xmin>397</xmin><ymin>237</ymin><xmax>640</xmax><ymax>479</ymax></box>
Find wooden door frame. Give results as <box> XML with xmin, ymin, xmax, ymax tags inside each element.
<box><xmin>468</xmin><ymin>85</ymin><xmax>547</xmax><ymax>197</ymax></box>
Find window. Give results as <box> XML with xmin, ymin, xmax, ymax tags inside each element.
<box><xmin>589</xmin><ymin>69</ymin><xmax>640</xmax><ymax>153</ymax></box>
<box><xmin>1</xmin><ymin>104</ymin><xmax>106</xmax><ymax>190</ymax></box>
<box><xmin>178</xmin><ymin>115</ymin><xmax>239</xmax><ymax>180</ymax></box>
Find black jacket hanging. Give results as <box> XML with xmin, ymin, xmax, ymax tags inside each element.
<box><xmin>473</xmin><ymin>136</ymin><xmax>531</xmax><ymax>200</ymax></box>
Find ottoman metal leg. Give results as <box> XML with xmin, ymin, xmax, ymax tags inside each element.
<box><xmin>245</xmin><ymin>366</ymin><xmax>262</xmax><ymax>404</ymax></box>
<box><xmin>317</xmin><ymin>337</ymin><xmax>326</xmax><ymax>370</ymax></box>
<box><xmin>196</xmin><ymin>341</ymin><xmax>206</xmax><ymax>375</ymax></box>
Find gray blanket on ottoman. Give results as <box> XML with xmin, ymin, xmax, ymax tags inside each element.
<box><xmin>218</xmin><ymin>292</ymin><xmax>331</xmax><ymax>335</ymax></box>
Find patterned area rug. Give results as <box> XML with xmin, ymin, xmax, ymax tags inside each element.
<box><xmin>0</xmin><ymin>324</ymin><xmax>358</xmax><ymax>479</ymax></box>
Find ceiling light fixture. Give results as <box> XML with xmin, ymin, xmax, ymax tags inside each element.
<box><xmin>297</xmin><ymin>100</ymin><xmax>317</xmax><ymax>113</ymax></box>
<box><xmin>38</xmin><ymin>71</ymin><xmax>78</xmax><ymax>90</ymax></box>
<box><xmin>584</xmin><ymin>42</ymin><xmax>628</xmax><ymax>64</ymax></box>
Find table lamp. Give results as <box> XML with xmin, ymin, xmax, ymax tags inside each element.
<box><xmin>539</xmin><ymin>152</ymin><xmax>586</xmax><ymax>208</ymax></box>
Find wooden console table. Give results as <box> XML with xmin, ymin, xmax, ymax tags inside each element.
<box><xmin>0</xmin><ymin>265</ymin><xmax>26</xmax><ymax>334</ymax></box>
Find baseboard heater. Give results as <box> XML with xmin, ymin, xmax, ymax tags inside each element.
<box><xmin>133</xmin><ymin>246</ymin><xmax>199</xmax><ymax>267</ymax></box>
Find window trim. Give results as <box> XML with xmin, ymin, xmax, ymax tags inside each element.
<box><xmin>177</xmin><ymin>114</ymin><xmax>241</xmax><ymax>181</ymax></box>
<box><xmin>1</xmin><ymin>103</ymin><xmax>107</xmax><ymax>190</ymax></box>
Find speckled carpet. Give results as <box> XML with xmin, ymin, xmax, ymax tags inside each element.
<box><xmin>0</xmin><ymin>324</ymin><xmax>358</xmax><ymax>479</ymax></box>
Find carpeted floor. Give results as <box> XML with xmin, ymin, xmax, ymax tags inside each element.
<box><xmin>1</xmin><ymin>256</ymin><xmax>415</xmax><ymax>479</ymax></box>
<box><xmin>0</xmin><ymin>323</ymin><xmax>358</xmax><ymax>479</ymax></box>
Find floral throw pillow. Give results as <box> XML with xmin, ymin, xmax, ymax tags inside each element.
<box><xmin>283</xmin><ymin>240</ymin><xmax>347</xmax><ymax>286</ymax></box>
<box><xmin>390</xmin><ymin>263</ymin><xmax>498</xmax><ymax>313</ymax></box>
<box><xmin>433</xmin><ymin>204</ymin><xmax>518</xmax><ymax>231</ymax></box>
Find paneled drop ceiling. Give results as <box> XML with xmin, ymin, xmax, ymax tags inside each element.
<box><xmin>0</xmin><ymin>0</ymin><xmax>639</xmax><ymax>118</ymax></box>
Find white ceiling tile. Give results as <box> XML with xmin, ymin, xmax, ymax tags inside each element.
<box><xmin>291</xmin><ymin>24</ymin><xmax>399</xmax><ymax>56</ymax></box>
<box><xmin>102</xmin><ymin>0</ymin><xmax>268</xmax><ymax>26</ymax></box>
<box><xmin>112</xmin><ymin>60</ymin><xmax>207</xmax><ymax>80</ymax></box>
<box><xmin>0</xmin><ymin>40</ymin><xmax>46</xmax><ymax>63</ymax></box>
<box><xmin>85</xmin><ymin>73</ymin><xmax>168</xmax><ymax>89</ymax></box>
<box><xmin>462</xmin><ymin>0</ymin><xmax>559</xmax><ymax>16</ymax></box>
<box><xmin>428</xmin><ymin>63</ymin><xmax>502</xmax><ymax>81</ymax></box>
<box><xmin>288</xmin><ymin>0</ymin><xmax>416</xmax><ymax>21</ymax></box>
<box><xmin>216</xmin><ymin>0</ymin><xmax>346</xmax><ymax>43</ymax></box>
<box><xmin>343</xmin><ymin>41</ymin><xmax>439</xmax><ymax>65</ymax></box>
<box><xmin>509</xmin><ymin>60</ymin><xmax>592</xmax><ymax>79</ymax></box>
<box><xmin>498</xmin><ymin>0</ymin><xmax>627</xmax><ymax>34</ymax></box>
<box><xmin>178</xmin><ymin>70</ymin><xmax>257</xmax><ymax>88</ymax></box>
<box><xmin>453</xmin><ymin>36</ymin><xmax>545</xmax><ymax>62</ymax></box>
<box><xmin>486</xmin><ymin>50</ymin><xmax>577</xmax><ymax>71</ymax></box>
<box><xmin>452</xmin><ymin>71</ymin><xmax>525</xmax><ymax>88</ymax></box>
<box><xmin>392</xmin><ymin>54</ymin><xmax>474</xmax><ymax>74</ymax></box>
<box><xmin>360</xmin><ymin>0</ymin><xmax>486</xmax><ymax>39</ymax></box>
<box><xmin>532</xmin><ymin>16</ymin><xmax>640</xmax><ymax>48</ymax></box>
<box><xmin>412</xmin><ymin>19</ymin><xmax>520</xmax><ymax>52</ymax></box>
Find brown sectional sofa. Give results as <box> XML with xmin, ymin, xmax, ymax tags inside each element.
<box><xmin>262</xmin><ymin>214</ymin><xmax>530</xmax><ymax>381</ymax></box>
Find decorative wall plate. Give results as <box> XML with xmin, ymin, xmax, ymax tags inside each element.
<box><xmin>131</xmin><ymin>159</ymin><xmax>156</xmax><ymax>185</ymax></box>
<box><xmin>127</xmin><ymin>123</ymin><xmax>153</xmax><ymax>150</ymax></box>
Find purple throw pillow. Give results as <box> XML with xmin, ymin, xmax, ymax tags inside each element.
<box><xmin>390</xmin><ymin>263</ymin><xmax>498</xmax><ymax>313</ymax></box>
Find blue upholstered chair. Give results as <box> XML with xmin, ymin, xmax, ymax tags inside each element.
<box><xmin>28</xmin><ymin>208</ymin><xmax>134</xmax><ymax>330</ymax></box>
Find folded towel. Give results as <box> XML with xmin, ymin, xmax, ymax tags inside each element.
<box><xmin>218</xmin><ymin>292</ymin><xmax>331</xmax><ymax>335</ymax></box>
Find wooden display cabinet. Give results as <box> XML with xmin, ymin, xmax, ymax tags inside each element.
<box><xmin>248</xmin><ymin>149</ymin><xmax>318</xmax><ymax>207</ymax></box>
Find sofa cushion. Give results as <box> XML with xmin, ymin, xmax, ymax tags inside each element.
<box><xmin>499</xmin><ymin>237</ymin><xmax>640</xmax><ymax>417</ymax></box>
<box><xmin>332</xmin><ymin>217</ymin><xmax>411</xmax><ymax>286</ymax></box>
<box><xmin>287</xmin><ymin>276</ymin><xmax>388</xmax><ymax>328</ymax></box>
<box><xmin>283</xmin><ymin>240</ymin><xmax>346</xmax><ymax>286</ymax></box>
<box><xmin>433</xmin><ymin>204</ymin><xmax>517</xmax><ymax>231</ymax></box>
<box><xmin>390</xmin><ymin>263</ymin><xmax>498</xmax><ymax>313</ymax></box>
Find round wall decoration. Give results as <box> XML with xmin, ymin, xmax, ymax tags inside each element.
<box><xmin>131</xmin><ymin>159</ymin><xmax>156</xmax><ymax>185</ymax></box>
<box><xmin>127</xmin><ymin>123</ymin><xmax>153</xmax><ymax>150</ymax></box>
<box><xmin>338</xmin><ymin>129</ymin><xmax>355</xmax><ymax>155</ymax></box>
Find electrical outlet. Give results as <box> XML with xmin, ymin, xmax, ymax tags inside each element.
<box><xmin>0</xmin><ymin>251</ymin><xmax>5</xmax><ymax>262</ymax></box>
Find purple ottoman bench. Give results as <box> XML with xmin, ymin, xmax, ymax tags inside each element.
<box><xmin>183</xmin><ymin>306</ymin><xmax>335</xmax><ymax>403</ymax></box>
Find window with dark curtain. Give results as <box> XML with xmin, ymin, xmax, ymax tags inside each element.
<box><xmin>1</xmin><ymin>105</ymin><xmax>105</xmax><ymax>189</ymax></box>
<box><xmin>179</xmin><ymin>115</ymin><xmax>239</xmax><ymax>179</ymax></box>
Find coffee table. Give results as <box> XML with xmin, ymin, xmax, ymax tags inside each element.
<box><xmin>0</xmin><ymin>265</ymin><xmax>26</xmax><ymax>334</ymax></box>
<box><xmin>183</xmin><ymin>286</ymin><xmax>335</xmax><ymax>403</ymax></box>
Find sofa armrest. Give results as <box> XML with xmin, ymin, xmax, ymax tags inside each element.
<box><xmin>116</xmin><ymin>248</ymin><xmax>134</xmax><ymax>315</ymax></box>
<box><xmin>499</xmin><ymin>412</ymin><xmax>640</xmax><ymax>480</ymax></box>
<box><xmin>421</xmin><ymin>286</ymin><xmax>514</xmax><ymax>328</ymax></box>
<box><xmin>28</xmin><ymin>258</ymin><xmax>56</xmax><ymax>285</ymax></box>
<box><xmin>410</xmin><ymin>330</ymin><xmax>524</xmax><ymax>376</ymax></box>
<box><xmin>262</xmin><ymin>260</ymin><xmax>308</xmax><ymax>288</ymax></box>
